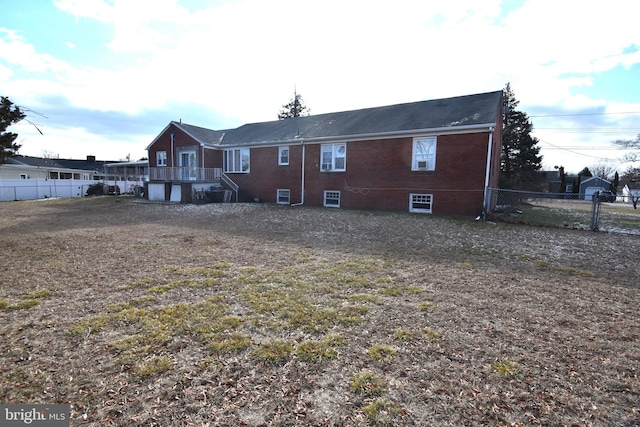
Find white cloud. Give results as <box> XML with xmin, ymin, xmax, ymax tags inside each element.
<box><xmin>0</xmin><ymin>29</ymin><xmax>69</xmax><ymax>74</ymax></box>
<box><xmin>53</xmin><ymin>0</ymin><xmax>116</xmax><ymax>23</ymax></box>
<box><xmin>2</xmin><ymin>0</ymin><xmax>639</xmax><ymax>170</ymax></box>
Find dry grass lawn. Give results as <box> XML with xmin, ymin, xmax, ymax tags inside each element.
<box><xmin>1</xmin><ymin>197</ymin><xmax>639</xmax><ymax>426</ymax></box>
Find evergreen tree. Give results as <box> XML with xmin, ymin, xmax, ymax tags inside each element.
<box><xmin>0</xmin><ymin>96</ymin><xmax>25</xmax><ymax>163</ymax></box>
<box><xmin>500</xmin><ymin>83</ymin><xmax>543</xmax><ymax>189</ymax></box>
<box><xmin>278</xmin><ymin>89</ymin><xmax>310</xmax><ymax>119</ymax></box>
<box><xmin>612</xmin><ymin>171</ymin><xmax>619</xmax><ymax>195</ymax></box>
<box><xmin>559</xmin><ymin>166</ymin><xmax>566</xmax><ymax>194</ymax></box>
<box><xmin>578</xmin><ymin>167</ymin><xmax>592</xmax><ymax>178</ymax></box>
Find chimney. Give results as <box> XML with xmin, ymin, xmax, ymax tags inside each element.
<box><xmin>87</xmin><ymin>155</ymin><xmax>96</xmax><ymax>162</ymax></box>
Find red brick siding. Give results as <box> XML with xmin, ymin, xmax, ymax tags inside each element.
<box><xmin>148</xmin><ymin>124</ymin><xmax>205</xmax><ymax>169</ymax></box>
<box><xmin>226</xmin><ymin>145</ymin><xmax>303</xmax><ymax>203</ymax></box>
<box><xmin>228</xmin><ymin>132</ymin><xmax>492</xmax><ymax>215</ymax></box>
<box><xmin>149</xmin><ymin>123</ymin><xmax>498</xmax><ymax>215</ymax></box>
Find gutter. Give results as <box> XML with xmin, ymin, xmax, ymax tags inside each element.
<box><xmin>217</xmin><ymin>122</ymin><xmax>498</xmax><ymax>149</ymax></box>
<box><xmin>482</xmin><ymin>126</ymin><xmax>494</xmax><ymax>219</ymax></box>
<box><xmin>291</xmin><ymin>139</ymin><xmax>305</xmax><ymax>206</ymax></box>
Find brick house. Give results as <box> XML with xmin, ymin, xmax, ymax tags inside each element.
<box><xmin>146</xmin><ymin>90</ymin><xmax>503</xmax><ymax>215</ymax></box>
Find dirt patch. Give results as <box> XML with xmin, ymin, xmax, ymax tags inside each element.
<box><xmin>1</xmin><ymin>197</ymin><xmax>639</xmax><ymax>426</ymax></box>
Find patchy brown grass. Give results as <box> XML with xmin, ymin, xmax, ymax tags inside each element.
<box><xmin>0</xmin><ymin>196</ymin><xmax>639</xmax><ymax>426</ymax></box>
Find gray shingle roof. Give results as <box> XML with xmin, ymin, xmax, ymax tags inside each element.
<box><xmin>6</xmin><ymin>155</ymin><xmax>115</xmax><ymax>172</ymax></box>
<box><xmin>172</xmin><ymin>90</ymin><xmax>502</xmax><ymax>147</ymax></box>
<box><xmin>174</xmin><ymin>123</ymin><xmax>226</xmax><ymax>147</ymax></box>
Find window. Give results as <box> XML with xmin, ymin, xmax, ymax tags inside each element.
<box><xmin>409</xmin><ymin>193</ymin><xmax>433</xmax><ymax>213</ymax></box>
<box><xmin>277</xmin><ymin>189</ymin><xmax>290</xmax><ymax>204</ymax></box>
<box><xmin>321</xmin><ymin>143</ymin><xmax>346</xmax><ymax>171</ymax></box>
<box><xmin>20</xmin><ymin>174</ymin><xmax>27</xmax><ymax>179</ymax></box>
<box><xmin>156</xmin><ymin>151</ymin><xmax>167</xmax><ymax>167</ymax></box>
<box><xmin>278</xmin><ymin>146</ymin><xmax>289</xmax><ymax>165</ymax></box>
<box><xmin>412</xmin><ymin>137</ymin><xmax>436</xmax><ymax>171</ymax></box>
<box><xmin>224</xmin><ymin>148</ymin><xmax>250</xmax><ymax>173</ymax></box>
<box><xmin>324</xmin><ymin>191</ymin><xmax>341</xmax><ymax>207</ymax></box>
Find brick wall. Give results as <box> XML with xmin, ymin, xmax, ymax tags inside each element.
<box><xmin>148</xmin><ymin>123</ymin><xmax>498</xmax><ymax>216</ymax></box>
<box><xmin>230</xmin><ymin>132</ymin><xmax>492</xmax><ymax>215</ymax></box>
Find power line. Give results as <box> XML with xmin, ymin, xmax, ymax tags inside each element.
<box><xmin>537</xmin><ymin>139</ymin><xmax>625</xmax><ymax>161</ymax></box>
<box><xmin>535</xmin><ymin>128</ymin><xmax>640</xmax><ymax>131</ymax></box>
<box><xmin>530</xmin><ymin>111</ymin><xmax>640</xmax><ymax>118</ymax></box>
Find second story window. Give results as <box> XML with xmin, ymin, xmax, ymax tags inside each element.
<box><xmin>278</xmin><ymin>146</ymin><xmax>289</xmax><ymax>165</ymax></box>
<box><xmin>321</xmin><ymin>143</ymin><xmax>346</xmax><ymax>171</ymax></box>
<box><xmin>224</xmin><ymin>148</ymin><xmax>250</xmax><ymax>173</ymax></box>
<box><xmin>412</xmin><ymin>137</ymin><xmax>436</xmax><ymax>171</ymax></box>
<box><xmin>156</xmin><ymin>151</ymin><xmax>167</xmax><ymax>167</ymax></box>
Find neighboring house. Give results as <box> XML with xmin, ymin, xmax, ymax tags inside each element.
<box><xmin>579</xmin><ymin>176</ymin><xmax>611</xmax><ymax>200</ymax></box>
<box><xmin>0</xmin><ymin>155</ymin><xmax>137</xmax><ymax>202</ymax></box>
<box><xmin>146</xmin><ymin>91</ymin><xmax>503</xmax><ymax>215</ymax></box>
<box><xmin>541</xmin><ymin>170</ymin><xmax>579</xmax><ymax>194</ymax></box>
<box><xmin>104</xmin><ymin>160</ymin><xmax>149</xmax><ymax>194</ymax></box>
<box><xmin>0</xmin><ymin>155</ymin><xmax>111</xmax><ymax>180</ymax></box>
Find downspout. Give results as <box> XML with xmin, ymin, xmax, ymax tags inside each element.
<box><xmin>482</xmin><ymin>126</ymin><xmax>494</xmax><ymax>219</ymax></box>
<box><xmin>170</xmin><ymin>131</ymin><xmax>175</xmax><ymax>171</ymax></box>
<box><xmin>291</xmin><ymin>139</ymin><xmax>305</xmax><ymax>206</ymax></box>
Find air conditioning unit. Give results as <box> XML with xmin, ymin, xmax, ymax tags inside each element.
<box><xmin>417</xmin><ymin>161</ymin><xmax>427</xmax><ymax>168</ymax></box>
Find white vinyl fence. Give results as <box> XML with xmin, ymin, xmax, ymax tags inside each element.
<box><xmin>0</xmin><ymin>179</ymin><xmax>135</xmax><ymax>202</ymax></box>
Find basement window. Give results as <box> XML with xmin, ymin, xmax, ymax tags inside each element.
<box><xmin>277</xmin><ymin>189</ymin><xmax>290</xmax><ymax>204</ymax></box>
<box><xmin>409</xmin><ymin>193</ymin><xmax>433</xmax><ymax>213</ymax></box>
<box><xmin>324</xmin><ymin>191</ymin><xmax>341</xmax><ymax>207</ymax></box>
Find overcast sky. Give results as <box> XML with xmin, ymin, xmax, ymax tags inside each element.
<box><xmin>1</xmin><ymin>0</ymin><xmax>639</xmax><ymax>173</ymax></box>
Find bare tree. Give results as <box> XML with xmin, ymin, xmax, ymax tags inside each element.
<box><xmin>589</xmin><ymin>163</ymin><xmax>617</xmax><ymax>180</ymax></box>
<box><xmin>41</xmin><ymin>150</ymin><xmax>60</xmax><ymax>159</ymax></box>
<box><xmin>613</xmin><ymin>134</ymin><xmax>640</xmax><ymax>162</ymax></box>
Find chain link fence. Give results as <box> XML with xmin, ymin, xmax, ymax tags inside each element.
<box><xmin>486</xmin><ymin>187</ymin><xmax>640</xmax><ymax>236</ymax></box>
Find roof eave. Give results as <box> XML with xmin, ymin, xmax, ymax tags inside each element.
<box><xmin>219</xmin><ymin>122</ymin><xmax>497</xmax><ymax>148</ymax></box>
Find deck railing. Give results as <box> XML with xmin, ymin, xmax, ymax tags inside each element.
<box><xmin>149</xmin><ymin>167</ymin><xmax>222</xmax><ymax>182</ymax></box>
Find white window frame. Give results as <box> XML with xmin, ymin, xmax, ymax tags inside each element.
<box><xmin>224</xmin><ymin>148</ymin><xmax>250</xmax><ymax>173</ymax></box>
<box><xmin>320</xmin><ymin>143</ymin><xmax>346</xmax><ymax>172</ymax></box>
<box><xmin>409</xmin><ymin>193</ymin><xmax>433</xmax><ymax>213</ymax></box>
<box><xmin>412</xmin><ymin>137</ymin><xmax>437</xmax><ymax>171</ymax></box>
<box><xmin>276</xmin><ymin>189</ymin><xmax>290</xmax><ymax>204</ymax></box>
<box><xmin>156</xmin><ymin>151</ymin><xmax>167</xmax><ymax>167</ymax></box>
<box><xmin>278</xmin><ymin>146</ymin><xmax>289</xmax><ymax>165</ymax></box>
<box><xmin>324</xmin><ymin>190</ymin><xmax>341</xmax><ymax>207</ymax></box>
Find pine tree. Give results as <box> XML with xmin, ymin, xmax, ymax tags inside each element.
<box><xmin>612</xmin><ymin>171</ymin><xmax>620</xmax><ymax>195</ymax></box>
<box><xmin>0</xmin><ymin>96</ymin><xmax>25</xmax><ymax>163</ymax></box>
<box><xmin>500</xmin><ymin>83</ymin><xmax>543</xmax><ymax>189</ymax></box>
<box><xmin>278</xmin><ymin>89</ymin><xmax>310</xmax><ymax>119</ymax></box>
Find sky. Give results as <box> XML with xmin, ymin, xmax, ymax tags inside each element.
<box><xmin>1</xmin><ymin>0</ymin><xmax>639</xmax><ymax>174</ymax></box>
